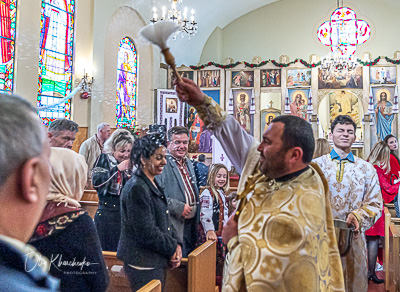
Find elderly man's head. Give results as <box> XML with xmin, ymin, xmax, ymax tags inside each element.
<box><xmin>97</xmin><ymin>123</ymin><xmax>111</xmax><ymax>142</ymax></box>
<box><xmin>48</xmin><ymin>119</ymin><xmax>79</xmax><ymax>149</ymax></box>
<box><xmin>0</xmin><ymin>94</ymin><xmax>51</xmax><ymax>242</ymax></box>
<box><xmin>257</xmin><ymin>115</ymin><xmax>314</xmax><ymax>179</ymax></box>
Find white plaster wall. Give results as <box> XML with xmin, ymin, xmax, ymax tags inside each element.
<box><xmin>200</xmin><ymin>0</ymin><xmax>400</xmax><ymax>64</ymax></box>
<box><xmin>91</xmin><ymin>1</ymin><xmax>165</xmax><ymax>135</ymax></box>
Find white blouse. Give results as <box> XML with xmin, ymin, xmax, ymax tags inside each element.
<box><xmin>200</xmin><ymin>188</ymin><xmax>229</xmax><ymax>233</ymax></box>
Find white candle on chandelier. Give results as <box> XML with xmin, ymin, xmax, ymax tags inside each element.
<box><xmin>161</xmin><ymin>6</ymin><xmax>166</xmax><ymax>20</ymax></box>
<box><xmin>152</xmin><ymin>7</ymin><xmax>158</xmax><ymax>21</ymax></box>
<box><xmin>183</xmin><ymin>7</ymin><xmax>188</xmax><ymax>20</ymax></box>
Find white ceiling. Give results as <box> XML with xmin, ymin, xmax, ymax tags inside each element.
<box><xmin>138</xmin><ymin>0</ymin><xmax>280</xmax><ymax>65</ymax></box>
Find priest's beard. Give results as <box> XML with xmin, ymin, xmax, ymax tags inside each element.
<box><xmin>259</xmin><ymin>147</ymin><xmax>290</xmax><ymax>179</ymax></box>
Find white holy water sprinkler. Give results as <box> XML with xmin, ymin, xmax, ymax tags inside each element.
<box><xmin>139</xmin><ymin>21</ymin><xmax>182</xmax><ymax>83</ymax></box>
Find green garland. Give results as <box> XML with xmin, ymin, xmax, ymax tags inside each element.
<box><xmin>188</xmin><ymin>56</ymin><xmax>400</xmax><ymax>70</ymax></box>
<box><xmin>356</xmin><ymin>56</ymin><xmax>381</xmax><ymax>66</ymax></box>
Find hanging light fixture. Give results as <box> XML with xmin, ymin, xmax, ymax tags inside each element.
<box><xmin>150</xmin><ymin>0</ymin><xmax>198</xmax><ymax>40</ymax></box>
<box><xmin>317</xmin><ymin>1</ymin><xmax>371</xmax><ymax>72</ymax></box>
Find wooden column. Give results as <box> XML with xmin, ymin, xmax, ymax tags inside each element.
<box><xmin>311</xmin><ymin>114</ymin><xmax>318</xmax><ymax>139</ymax></box>
<box><xmin>363</xmin><ymin>114</ymin><xmax>371</xmax><ymax>159</ymax></box>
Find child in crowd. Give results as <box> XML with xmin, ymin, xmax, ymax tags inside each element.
<box><xmin>199</xmin><ymin>164</ymin><xmax>230</xmax><ymax>277</ymax></box>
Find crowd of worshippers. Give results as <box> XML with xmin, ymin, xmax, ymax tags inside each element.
<box><xmin>0</xmin><ymin>79</ymin><xmax>398</xmax><ymax>291</ymax></box>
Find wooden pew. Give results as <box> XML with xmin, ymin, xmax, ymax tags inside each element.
<box><xmin>138</xmin><ymin>280</ymin><xmax>162</xmax><ymax>292</ymax></box>
<box><xmin>103</xmin><ymin>251</ymin><xmax>130</xmax><ymax>292</ymax></box>
<box><xmin>80</xmin><ymin>190</ymin><xmax>99</xmax><ymax>219</ymax></box>
<box><xmin>384</xmin><ymin>207</ymin><xmax>400</xmax><ymax>292</ymax></box>
<box><xmin>385</xmin><ymin>203</ymin><xmax>396</xmax><ymax>218</ymax></box>
<box><xmin>82</xmin><ymin>189</ymin><xmax>99</xmax><ymax>201</ymax></box>
<box><xmin>165</xmin><ymin>240</ymin><xmax>217</xmax><ymax>292</ymax></box>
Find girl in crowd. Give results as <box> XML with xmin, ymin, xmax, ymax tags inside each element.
<box><xmin>384</xmin><ymin>134</ymin><xmax>400</xmax><ymax>216</ymax></box>
<box><xmin>313</xmin><ymin>138</ymin><xmax>332</xmax><ymax>159</ymax></box>
<box><xmin>117</xmin><ymin>133</ymin><xmax>181</xmax><ymax>291</ymax></box>
<box><xmin>92</xmin><ymin>129</ymin><xmax>134</xmax><ymax>251</ymax></box>
<box><xmin>366</xmin><ymin>141</ymin><xmax>400</xmax><ymax>284</ymax></box>
<box><xmin>199</xmin><ymin>164</ymin><xmax>230</xmax><ymax>276</ymax></box>
<box><xmin>30</xmin><ymin>148</ymin><xmax>108</xmax><ymax>292</ymax></box>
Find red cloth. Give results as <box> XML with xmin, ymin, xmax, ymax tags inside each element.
<box><xmin>365</xmin><ymin>163</ymin><xmax>399</xmax><ymax>236</ymax></box>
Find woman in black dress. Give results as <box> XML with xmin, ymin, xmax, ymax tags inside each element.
<box><xmin>117</xmin><ymin>133</ymin><xmax>182</xmax><ymax>291</ymax></box>
<box><xmin>92</xmin><ymin>129</ymin><xmax>134</xmax><ymax>251</ymax></box>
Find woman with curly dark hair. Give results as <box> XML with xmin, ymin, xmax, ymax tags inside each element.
<box><xmin>117</xmin><ymin>133</ymin><xmax>182</xmax><ymax>291</ymax></box>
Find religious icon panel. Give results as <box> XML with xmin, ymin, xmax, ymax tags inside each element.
<box><xmin>287</xmin><ymin>69</ymin><xmax>311</xmax><ymax>87</ymax></box>
<box><xmin>329</xmin><ymin>90</ymin><xmax>361</xmax><ymax>126</ymax></box>
<box><xmin>170</xmin><ymin>70</ymin><xmax>193</xmax><ymax>88</ymax></box>
<box><xmin>187</xmin><ymin>90</ymin><xmax>220</xmax><ymax>153</ymax></box>
<box><xmin>37</xmin><ymin>0</ymin><xmax>75</xmax><ymax>125</ymax></box>
<box><xmin>372</xmin><ymin>86</ymin><xmax>395</xmax><ymax>141</ymax></box>
<box><xmin>288</xmin><ymin>88</ymin><xmax>310</xmax><ymax>120</ymax></box>
<box><xmin>198</xmin><ymin>70</ymin><xmax>220</xmax><ymax>88</ymax></box>
<box><xmin>260</xmin><ymin>69</ymin><xmax>281</xmax><ymax>87</ymax></box>
<box><xmin>370</xmin><ymin>67</ymin><xmax>396</xmax><ymax>85</ymax></box>
<box><xmin>318</xmin><ymin>66</ymin><xmax>363</xmax><ymax>89</ymax></box>
<box><xmin>261</xmin><ymin>107</ymin><xmax>281</xmax><ymax>137</ymax></box>
<box><xmin>231</xmin><ymin>71</ymin><xmax>254</xmax><ymax>88</ymax></box>
<box><xmin>116</xmin><ymin>37</ymin><xmax>137</xmax><ymax>128</ymax></box>
<box><xmin>165</xmin><ymin>98</ymin><xmax>178</xmax><ymax>113</ymax></box>
<box><xmin>232</xmin><ymin>89</ymin><xmax>254</xmax><ymax>135</ymax></box>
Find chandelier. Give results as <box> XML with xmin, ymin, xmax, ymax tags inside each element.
<box><xmin>151</xmin><ymin>0</ymin><xmax>198</xmax><ymax>40</ymax></box>
<box><xmin>317</xmin><ymin>3</ymin><xmax>370</xmax><ymax>72</ymax></box>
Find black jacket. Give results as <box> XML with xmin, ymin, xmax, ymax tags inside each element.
<box><xmin>117</xmin><ymin>170</ymin><xmax>181</xmax><ymax>268</ymax></box>
<box><xmin>92</xmin><ymin>153</ymin><xmax>131</xmax><ymax>210</ymax></box>
<box><xmin>30</xmin><ymin>213</ymin><xmax>109</xmax><ymax>292</ymax></box>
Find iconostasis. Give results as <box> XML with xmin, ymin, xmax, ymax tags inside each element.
<box><xmin>166</xmin><ymin>54</ymin><xmax>400</xmax><ymax>157</ymax></box>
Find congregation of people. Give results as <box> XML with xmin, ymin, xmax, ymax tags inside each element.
<box><xmin>1</xmin><ymin>78</ymin><xmax>399</xmax><ymax>291</ymax></box>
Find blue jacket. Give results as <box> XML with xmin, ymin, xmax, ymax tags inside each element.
<box><xmin>194</xmin><ymin>162</ymin><xmax>209</xmax><ymax>188</ymax></box>
<box><xmin>0</xmin><ymin>238</ymin><xmax>59</xmax><ymax>291</ymax></box>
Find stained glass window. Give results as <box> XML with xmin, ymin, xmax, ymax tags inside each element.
<box><xmin>317</xmin><ymin>7</ymin><xmax>370</xmax><ymax>59</ymax></box>
<box><xmin>0</xmin><ymin>0</ymin><xmax>17</xmax><ymax>94</ymax></box>
<box><xmin>116</xmin><ymin>37</ymin><xmax>137</xmax><ymax>128</ymax></box>
<box><xmin>37</xmin><ymin>0</ymin><xmax>75</xmax><ymax>126</ymax></box>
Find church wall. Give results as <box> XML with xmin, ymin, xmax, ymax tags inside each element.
<box><xmin>199</xmin><ymin>0</ymin><xmax>400</xmax><ymax>64</ymax></box>
<box><xmin>91</xmin><ymin>1</ymin><xmax>167</xmax><ymax>136</ymax></box>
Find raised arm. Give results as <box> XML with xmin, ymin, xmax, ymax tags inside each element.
<box><xmin>175</xmin><ymin>78</ymin><xmax>254</xmax><ymax>173</ymax></box>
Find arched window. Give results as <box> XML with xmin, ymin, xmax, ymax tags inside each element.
<box><xmin>0</xmin><ymin>0</ymin><xmax>17</xmax><ymax>94</ymax></box>
<box><xmin>37</xmin><ymin>0</ymin><xmax>75</xmax><ymax>126</ymax></box>
<box><xmin>116</xmin><ymin>37</ymin><xmax>137</xmax><ymax>128</ymax></box>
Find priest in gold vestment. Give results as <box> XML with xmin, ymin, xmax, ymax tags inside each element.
<box><xmin>174</xmin><ymin>78</ymin><xmax>345</xmax><ymax>292</ymax></box>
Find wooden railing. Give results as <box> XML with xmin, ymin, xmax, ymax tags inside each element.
<box><xmin>103</xmin><ymin>241</ymin><xmax>217</xmax><ymax>292</ymax></box>
<box><xmin>138</xmin><ymin>280</ymin><xmax>162</xmax><ymax>292</ymax></box>
<box><xmin>384</xmin><ymin>207</ymin><xmax>400</xmax><ymax>292</ymax></box>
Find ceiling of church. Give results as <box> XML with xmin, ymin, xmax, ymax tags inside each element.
<box><xmin>140</xmin><ymin>0</ymin><xmax>280</xmax><ymax>65</ymax></box>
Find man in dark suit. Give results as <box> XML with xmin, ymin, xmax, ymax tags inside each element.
<box><xmin>156</xmin><ymin>126</ymin><xmax>199</xmax><ymax>257</ymax></box>
<box><xmin>0</xmin><ymin>94</ymin><xmax>59</xmax><ymax>291</ymax></box>
<box><xmin>194</xmin><ymin>154</ymin><xmax>209</xmax><ymax>188</ymax></box>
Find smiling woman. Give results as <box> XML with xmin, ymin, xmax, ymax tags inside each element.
<box><xmin>117</xmin><ymin>133</ymin><xmax>182</xmax><ymax>291</ymax></box>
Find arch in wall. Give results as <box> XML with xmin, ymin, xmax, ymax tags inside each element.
<box><xmin>317</xmin><ymin>89</ymin><xmax>364</xmax><ymax>136</ymax></box>
<box><xmin>101</xmin><ymin>6</ymin><xmax>153</xmax><ymax>129</ymax></box>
